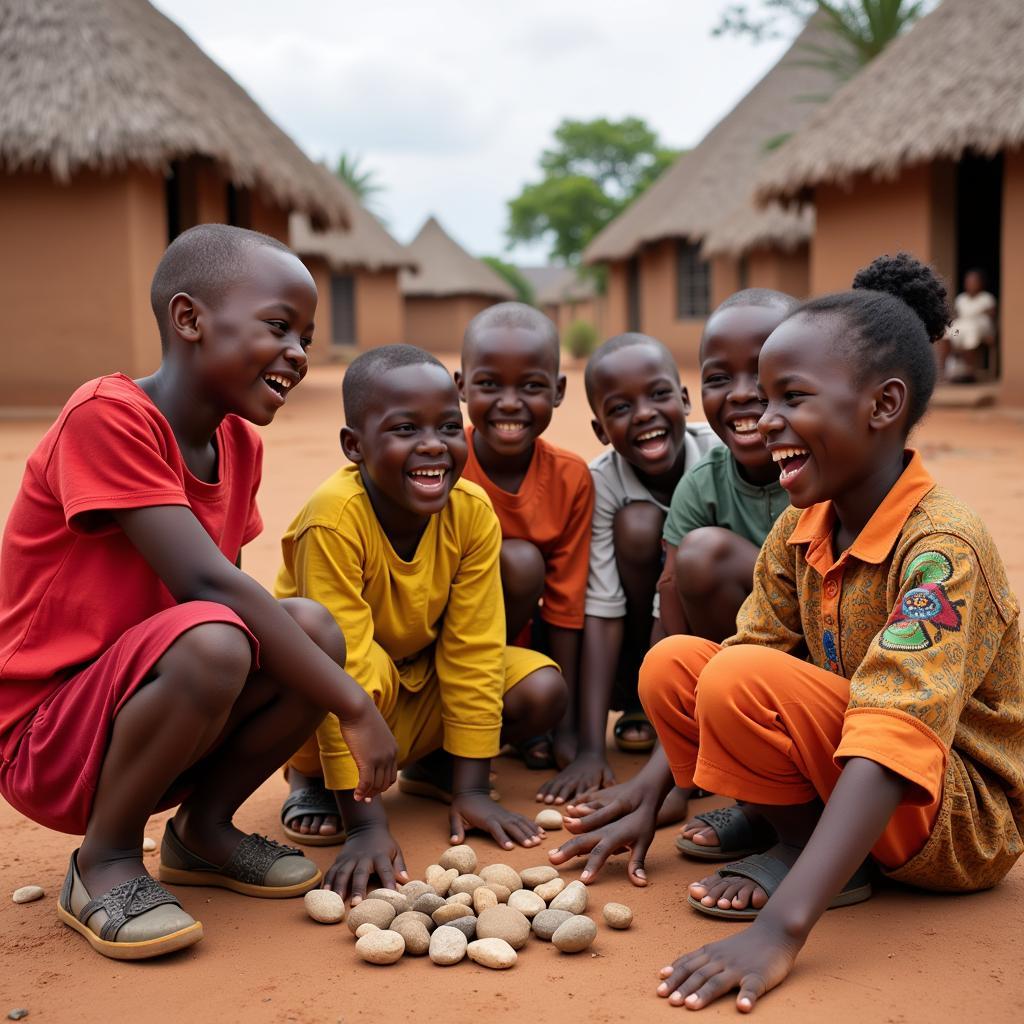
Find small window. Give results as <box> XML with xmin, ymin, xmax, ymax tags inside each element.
<box><xmin>331</xmin><ymin>274</ymin><xmax>357</xmax><ymax>346</ymax></box>
<box><xmin>627</xmin><ymin>257</ymin><xmax>641</xmax><ymax>331</ymax></box>
<box><xmin>676</xmin><ymin>240</ymin><xmax>710</xmax><ymax>319</ymax></box>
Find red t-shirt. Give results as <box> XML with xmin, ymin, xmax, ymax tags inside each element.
<box><xmin>461</xmin><ymin>428</ymin><xmax>594</xmax><ymax>629</ymax></box>
<box><xmin>0</xmin><ymin>374</ymin><xmax>263</xmax><ymax>733</ymax></box>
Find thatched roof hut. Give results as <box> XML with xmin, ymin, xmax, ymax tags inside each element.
<box><xmin>291</xmin><ymin>167</ymin><xmax>414</xmax><ymax>272</ymax></box>
<box><xmin>400</xmin><ymin>217</ymin><xmax>515</xmax><ymax>300</ymax></box>
<box><xmin>756</xmin><ymin>0</ymin><xmax>1024</xmax><ymax>203</ymax></box>
<box><xmin>583</xmin><ymin>16</ymin><xmax>842</xmax><ymax>262</ymax></box>
<box><xmin>0</xmin><ymin>0</ymin><xmax>351</xmax><ymax>226</ymax></box>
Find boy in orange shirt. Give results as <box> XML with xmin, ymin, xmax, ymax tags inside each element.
<box><xmin>457</xmin><ymin>303</ymin><xmax>594</xmax><ymax>771</ymax></box>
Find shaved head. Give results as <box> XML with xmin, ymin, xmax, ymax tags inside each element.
<box><xmin>584</xmin><ymin>332</ymin><xmax>678</xmax><ymax>410</ymax></box>
<box><xmin>463</xmin><ymin>302</ymin><xmax>559</xmax><ymax>369</ymax></box>
<box><xmin>343</xmin><ymin>344</ymin><xmax>448</xmax><ymax>428</ymax></box>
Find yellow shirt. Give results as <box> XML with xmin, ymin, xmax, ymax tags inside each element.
<box><xmin>728</xmin><ymin>451</ymin><xmax>1024</xmax><ymax>890</ymax></box>
<box><xmin>276</xmin><ymin>465</ymin><xmax>506</xmax><ymax>770</ymax></box>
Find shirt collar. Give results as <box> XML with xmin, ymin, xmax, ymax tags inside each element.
<box><xmin>788</xmin><ymin>450</ymin><xmax>935</xmax><ymax>571</ymax></box>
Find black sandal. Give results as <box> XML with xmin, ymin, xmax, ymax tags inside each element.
<box><xmin>675</xmin><ymin>804</ymin><xmax>776</xmax><ymax>861</ymax></box>
<box><xmin>280</xmin><ymin>783</ymin><xmax>346</xmax><ymax>846</ymax></box>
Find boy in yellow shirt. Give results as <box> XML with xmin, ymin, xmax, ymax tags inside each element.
<box><xmin>276</xmin><ymin>344</ymin><xmax>567</xmax><ymax>900</ymax></box>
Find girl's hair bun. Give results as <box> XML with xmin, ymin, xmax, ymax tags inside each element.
<box><xmin>852</xmin><ymin>252</ymin><xmax>950</xmax><ymax>343</ymax></box>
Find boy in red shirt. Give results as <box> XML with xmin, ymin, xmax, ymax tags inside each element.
<box><xmin>456</xmin><ymin>303</ymin><xmax>594</xmax><ymax>773</ymax></box>
<box><xmin>0</xmin><ymin>225</ymin><xmax>396</xmax><ymax>961</ymax></box>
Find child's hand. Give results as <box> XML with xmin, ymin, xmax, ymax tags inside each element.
<box><xmin>337</xmin><ymin>697</ymin><xmax>398</xmax><ymax>803</ymax></box>
<box><xmin>449</xmin><ymin>792</ymin><xmax>544</xmax><ymax>850</ymax></box>
<box><xmin>656</xmin><ymin>922</ymin><xmax>801</xmax><ymax>1012</ymax></box>
<box><xmin>535</xmin><ymin>753</ymin><xmax>615</xmax><ymax>806</ymax></box>
<box><xmin>322</xmin><ymin>824</ymin><xmax>409</xmax><ymax>904</ymax></box>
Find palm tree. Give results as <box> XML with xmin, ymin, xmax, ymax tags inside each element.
<box><xmin>334</xmin><ymin>153</ymin><xmax>388</xmax><ymax>222</ymax></box>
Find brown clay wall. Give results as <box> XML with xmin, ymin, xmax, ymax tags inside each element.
<box><xmin>636</xmin><ymin>239</ymin><xmax>703</xmax><ymax>362</ymax></box>
<box><xmin>1000</xmin><ymin>149</ymin><xmax>1024</xmax><ymax>403</ymax></box>
<box><xmin>404</xmin><ymin>295</ymin><xmax>495</xmax><ymax>353</ymax></box>
<box><xmin>299</xmin><ymin>256</ymin><xmax>334</xmax><ymax>365</ymax></box>
<box><xmin>0</xmin><ymin>169</ymin><xmax>166</xmax><ymax>410</ymax></box>
<box><xmin>247</xmin><ymin>191</ymin><xmax>290</xmax><ymax>243</ymax></box>
<box><xmin>602</xmin><ymin>261</ymin><xmax>630</xmax><ymax>338</ymax></box>
<box><xmin>746</xmin><ymin>245</ymin><xmax>811</xmax><ymax>299</ymax></box>
<box><xmin>355</xmin><ymin>270</ymin><xmax>405</xmax><ymax>349</ymax></box>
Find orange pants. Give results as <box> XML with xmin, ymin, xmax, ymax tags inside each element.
<box><xmin>638</xmin><ymin>635</ymin><xmax>939</xmax><ymax>870</ymax></box>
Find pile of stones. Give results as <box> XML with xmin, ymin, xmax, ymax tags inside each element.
<box><xmin>303</xmin><ymin>843</ymin><xmax>633</xmax><ymax>970</ymax></box>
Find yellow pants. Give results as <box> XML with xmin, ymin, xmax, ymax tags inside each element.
<box><xmin>290</xmin><ymin>645</ymin><xmax>555</xmax><ymax>789</ymax></box>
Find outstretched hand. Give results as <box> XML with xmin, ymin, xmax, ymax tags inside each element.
<box><xmin>322</xmin><ymin>823</ymin><xmax>408</xmax><ymax>904</ymax></box>
<box><xmin>535</xmin><ymin>753</ymin><xmax>615</xmax><ymax>806</ymax></box>
<box><xmin>656</xmin><ymin>922</ymin><xmax>801</xmax><ymax>1012</ymax></box>
<box><xmin>450</xmin><ymin>792</ymin><xmax>545</xmax><ymax>850</ymax></box>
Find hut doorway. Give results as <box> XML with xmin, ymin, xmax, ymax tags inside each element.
<box><xmin>627</xmin><ymin>256</ymin><xmax>641</xmax><ymax>332</ymax></box>
<box><xmin>954</xmin><ymin>151</ymin><xmax>1003</xmax><ymax>377</ymax></box>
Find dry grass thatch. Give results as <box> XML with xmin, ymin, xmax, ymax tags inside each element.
<box><xmin>756</xmin><ymin>0</ymin><xmax>1024</xmax><ymax>202</ymax></box>
<box><xmin>532</xmin><ymin>267</ymin><xmax>599</xmax><ymax>306</ymax></box>
<box><xmin>583</xmin><ymin>16</ymin><xmax>844</xmax><ymax>262</ymax></box>
<box><xmin>400</xmin><ymin>217</ymin><xmax>515</xmax><ymax>300</ymax></box>
<box><xmin>291</xmin><ymin>166</ymin><xmax>414</xmax><ymax>273</ymax></box>
<box><xmin>0</xmin><ymin>0</ymin><xmax>351</xmax><ymax>226</ymax></box>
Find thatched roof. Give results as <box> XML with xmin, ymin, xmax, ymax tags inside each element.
<box><xmin>0</xmin><ymin>0</ymin><xmax>351</xmax><ymax>226</ymax></box>
<box><xmin>400</xmin><ymin>217</ymin><xmax>515</xmax><ymax>300</ymax></box>
<box><xmin>528</xmin><ymin>267</ymin><xmax>599</xmax><ymax>306</ymax></box>
<box><xmin>756</xmin><ymin>0</ymin><xmax>1024</xmax><ymax>203</ymax></box>
<box><xmin>291</xmin><ymin>166</ymin><xmax>414</xmax><ymax>272</ymax></box>
<box><xmin>583</xmin><ymin>16</ymin><xmax>843</xmax><ymax>262</ymax></box>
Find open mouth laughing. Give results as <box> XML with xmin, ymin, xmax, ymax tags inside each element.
<box><xmin>490</xmin><ymin>420</ymin><xmax>530</xmax><ymax>439</ymax></box>
<box><xmin>771</xmin><ymin>445</ymin><xmax>811</xmax><ymax>488</ymax></box>
<box><xmin>407</xmin><ymin>465</ymin><xmax>450</xmax><ymax>497</ymax></box>
<box><xmin>262</xmin><ymin>372</ymin><xmax>295</xmax><ymax>405</ymax></box>
<box><xmin>727</xmin><ymin>416</ymin><xmax>764</xmax><ymax>448</ymax></box>
<box><xmin>633</xmin><ymin>427</ymin><xmax>671</xmax><ymax>461</ymax></box>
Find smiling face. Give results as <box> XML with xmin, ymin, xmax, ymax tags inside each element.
<box><xmin>456</xmin><ymin>325</ymin><xmax>564</xmax><ymax>461</ymax></box>
<box><xmin>590</xmin><ymin>342</ymin><xmax>690</xmax><ymax>481</ymax></box>
<box><xmin>342</xmin><ymin>363</ymin><xmax>468</xmax><ymax>523</ymax></box>
<box><xmin>191</xmin><ymin>246</ymin><xmax>317</xmax><ymax>425</ymax></box>
<box><xmin>700</xmin><ymin>305</ymin><xmax>788</xmax><ymax>484</ymax></box>
<box><xmin>757</xmin><ymin>313</ymin><xmax>886</xmax><ymax>508</ymax></box>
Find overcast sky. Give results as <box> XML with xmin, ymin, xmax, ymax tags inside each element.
<box><xmin>152</xmin><ymin>1</ymin><xmax>792</xmax><ymax>263</ymax></box>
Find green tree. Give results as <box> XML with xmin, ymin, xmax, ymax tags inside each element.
<box><xmin>481</xmin><ymin>257</ymin><xmax>536</xmax><ymax>305</ymax></box>
<box><xmin>714</xmin><ymin>1</ymin><xmax>936</xmax><ymax>82</ymax></box>
<box><xmin>335</xmin><ymin>152</ymin><xmax>388</xmax><ymax>222</ymax></box>
<box><xmin>506</xmin><ymin>117</ymin><xmax>678</xmax><ymax>266</ymax></box>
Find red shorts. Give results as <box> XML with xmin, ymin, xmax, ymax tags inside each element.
<box><xmin>0</xmin><ymin>602</ymin><xmax>257</xmax><ymax>835</ymax></box>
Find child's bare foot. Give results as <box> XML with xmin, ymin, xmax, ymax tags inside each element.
<box><xmin>679</xmin><ymin>801</ymin><xmax>775</xmax><ymax>854</ymax></box>
<box><xmin>688</xmin><ymin>842</ymin><xmax>801</xmax><ymax>912</ymax></box>
<box><xmin>282</xmin><ymin>767</ymin><xmax>341</xmax><ymax>839</ymax></box>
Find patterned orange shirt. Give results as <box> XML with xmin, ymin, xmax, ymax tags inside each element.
<box><xmin>726</xmin><ymin>450</ymin><xmax>1024</xmax><ymax>891</ymax></box>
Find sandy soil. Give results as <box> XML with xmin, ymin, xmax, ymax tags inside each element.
<box><xmin>1</xmin><ymin>361</ymin><xmax>1022</xmax><ymax>1023</ymax></box>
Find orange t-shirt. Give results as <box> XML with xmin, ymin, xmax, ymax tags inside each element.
<box><xmin>462</xmin><ymin>428</ymin><xmax>594</xmax><ymax>630</ymax></box>
<box><xmin>0</xmin><ymin>374</ymin><xmax>263</xmax><ymax>734</ymax></box>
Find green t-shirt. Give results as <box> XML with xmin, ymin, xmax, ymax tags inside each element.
<box><xmin>662</xmin><ymin>445</ymin><xmax>789</xmax><ymax>549</ymax></box>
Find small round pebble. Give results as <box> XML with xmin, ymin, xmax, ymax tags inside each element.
<box><xmin>519</xmin><ymin>865</ymin><xmax>559</xmax><ymax>889</ymax></box>
<box><xmin>485</xmin><ymin>883</ymin><xmax>511</xmax><ymax>904</ymax></box>
<box><xmin>347</xmin><ymin>899</ymin><xmax>396</xmax><ymax>934</ymax></box>
<box><xmin>142</xmin><ymin>837</ymin><xmax>157</xmax><ymax>853</ymax></box>
<box><xmin>475</xmin><ymin>905</ymin><xmax>531</xmax><ymax>950</ymax></box>
<box><xmin>8</xmin><ymin>1012</ymin><xmax>29</xmax><ymax>1022</ymax></box>
<box><xmin>472</xmin><ymin>886</ymin><xmax>498</xmax><ymax>914</ymax></box>
<box><xmin>304</xmin><ymin>889</ymin><xmax>345</xmax><ymax>924</ymax></box>
<box><xmin>534</xmin><ymin>808</ymin><xmax>564</xmax><ymax>830</ymax></box>
<box><xmin>439</xmin><ymin>844</ymin><xmax>477</xmax><ymax>875</ymax></box>
<box><xmin>392</xmin><ymin>910</ymin><xmax>434</xmax><ymax>932</ymax></box>
<box><xmin>552</xmin><ymin>915</ymin><xmax>598</xmax><ymax>953</ymax></box>
<box><xmin>534</xmin><ymin>877</ymin><xmax>565</xmax><ymax>902</ymax></box>
<box><xmin>507</xmin><ymin>889</ymin><xmax>545</xmax><ymax>920</ymax></box>
<box><xmin>449</xmin><ymin>873</ymin><xmax>486</xmax><ymax>895</ymax></box>
<box><xmin>11</xmin><ymin>886</ymin><xmax>43</xmax><ymax>905</ymax></box>
<box><xmin>366</xmin><ymin>888</ymin><xmax>409</xmax><ymax>914</ymax></box>
<box><xmin>445</xmin><ymin>915</ymin><xmax>477</xmax><ymax>940</ymax></box>
<box><xmin>399</xmin><ymin>880</ymin><xmax>435</xmax><ymax>903</ymax></box>
<box><xmin>355</xmin><ymin>923</ymin><xmax>380</xmax><ymax>938</ymax></box>
<box><xmin>355</xmin><ymin>929</ymin><xmax>405</xmax><ymax>965</ymax></box>
<box><xmin>549</xmin><ymin>880</ymin><xmax>588</xmax><ymax>915</ymax></box>
<box><xmin>432</xmin><ymin>903</ymin><xmax>474</xmax><ymax>927</ymax></box>
<box><xmin>427</xmin><ymin>867</ymin><xmax>458</xmax><ymax>897</ymax></box>
<box><xmin>391</xmin><ymin>916</ymin><xmax>430</xmax><ymax>955</ymax></box>
<box><xmin>532</xmin><ymin>908</ymin><xmax>573</xmax><ymax>941</ymax></box>
<box><xmin>424</xmin><ymin>864</ymin><xmax>447</xmax><ymax>889</ymax></box>
<box><xmin>479</xmin><ymin>864</ymin><xmax>521</xmax><ymax>892</ymax></box>
<box><xmin>429</xmin><ymin>925</ymin><xmax>468</xmax><ymax>966</ymax></box>
<box><xmin>412</xmin><ymin>892</ymin><xmax>446</xmax><ymax>916</ymax></box>
<box><xmin>445</xmin><ymin>891</ymin><xmax>473</xmax><ymax>907</ymax></box>
<box><xmin>467</xmin><ymin>937</ymin><xmax>517</xmax><ymax>969</ymax></box>
<box><xmin>603</xmin><ymin>902</ymin><xmax>633</xmax><ymax>930</ymax></box>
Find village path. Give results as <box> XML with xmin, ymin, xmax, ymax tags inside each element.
<box><xmin>1</xmin><ymin>361</ymin><xmax>1022</xmax><ymax>1024</ymax></box>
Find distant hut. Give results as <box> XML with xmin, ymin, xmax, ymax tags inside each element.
<box><xmin>291</xmin><ymin>169</ymin><xmax>415</xmax><ymax>357</ymax></box>
<box><xmin>582</xmin><ymin>17</ymin><xmax>840</xmax><ymax>359</ymax></box>
<box><xmin>0</xmin><ymin>0</ymin><xmax>351</xmax><ymax>408</ymax></box>
<box><xmin>756</xmin><ymin>0</ymin><xmax>1024</xmax><ymax>397</ymax></box>
<box><xmin>525</xmin><ymin>268</ymin><xmax>604</xmax><ymax>339</ymax></box>
<box><xmin>400</xmin><ymin>217</ymin><xmax>515</xmax><ymax>352</ymax></box>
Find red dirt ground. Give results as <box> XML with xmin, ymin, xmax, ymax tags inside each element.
<box><xmin>1</xmin><ymin>361</ymin><xmax>1022</xmax><ymax>1023</ymax></box>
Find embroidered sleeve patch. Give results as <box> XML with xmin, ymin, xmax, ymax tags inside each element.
<box><xmin>880</xmin><ymin>551</ymin><xmax>964</xmax><ymax>652</ymax></box>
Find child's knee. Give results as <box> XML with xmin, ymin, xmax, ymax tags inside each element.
<box><xmin>167</xmin><ymin>621</ymin><xmax>252</xmax><ymax>713</ymax></box>
<box><xmin>499</xmin><ymin>539</ymin><xmax>546</xmax><ymax>604</ymax></box>
<box><xmin>613</xmin><ymin>502</ymin><xmax>665</xmax><ymax>564</ymax></box>
<box><xmin>638</xmin><ymin>634</ymin><xmax>705</xmax><ymax>715</ymax></box>
<box><xmin>280</xmin><ymin>597</ymin><xmax>346</xmax><ymax>665</ymax></box>
<box><xmin>694</xmin><ymin>645</ymin><xmax>782</xmax><ymax>723</ymax></box>
<box><xmin>506</xmin><ymin>666</ymin><xmax>568</xmax><ymax>726</ymax></box>
<box><xmin>675</xmin><ymin>527</ymin><xmax>736</xmax><ymax>599</ymax></box>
